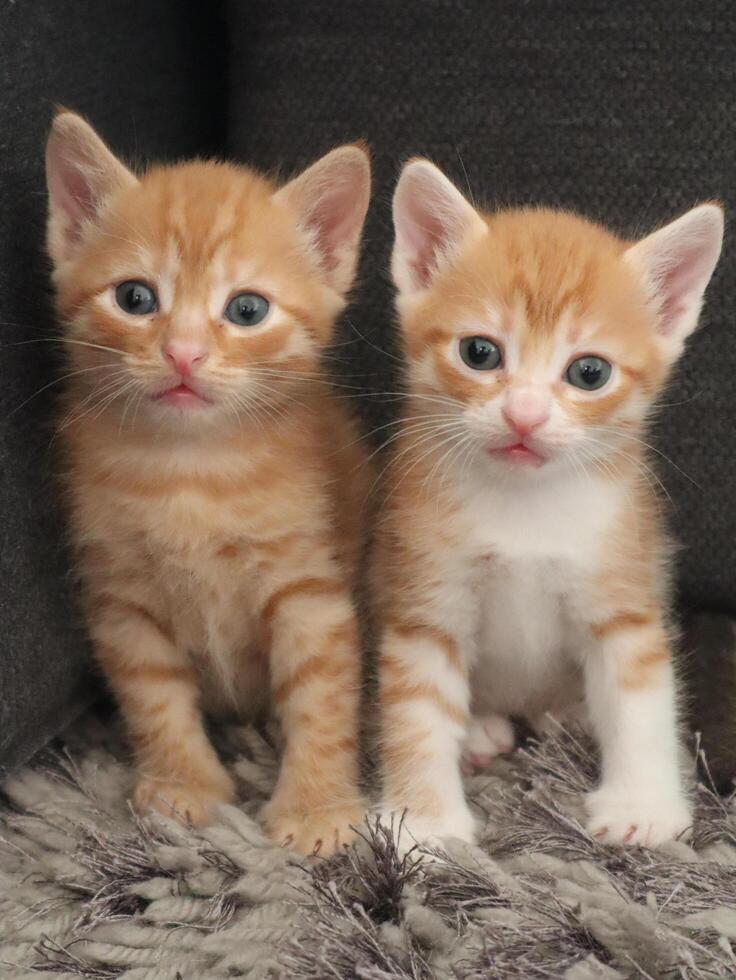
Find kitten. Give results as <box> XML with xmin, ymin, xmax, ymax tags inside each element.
<box><xmin>46</xmin><ymin>111</ymin><xmax>371</xmax><ymax>855</ymax></box>
<box><xmin>375</xmin><ymin>158</ymin><xmax>723</xmax><ymax>847</ymax></box>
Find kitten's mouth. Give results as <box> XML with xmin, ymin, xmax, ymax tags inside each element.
<box><xmin>154</xmin><ymin>381</ymin><xmax>213</xmax><ymax>409</ymax></box>
<box><xmin>489</xmin><ymin>442</ymin><xmax>545</xmax><ymax>467</ymax></box>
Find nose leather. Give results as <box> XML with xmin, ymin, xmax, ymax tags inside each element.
<box><xmin>502</xmin><ymin>386</ymin><xmax>550</xmax><ymax>437</ymax></box>
<box><xmin>163</xmin><ymin>341</ymin><xmax>209</xmax><ymax>376</ymax></box>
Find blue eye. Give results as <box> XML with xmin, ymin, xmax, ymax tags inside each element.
<box><xmin>565</xmin><ymin>356</ymin><xmax>612</xmax><ymax>391</ymax></box>
<box><xmin>115</xmin><ymin>280</ymin><xmax>157</xmax><ymax>315</ymax></box>
<box><xmin>225</xmin><ymin>292</ymin><xmax>270</xmax><ymax>327</ymax></box>
<box><xmin>459</xmin><ymin>336</ymin><xmax>503</xmax><ymax>371</ymax></box>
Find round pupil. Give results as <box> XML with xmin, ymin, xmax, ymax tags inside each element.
<box><xmin>580</xmin><ymin>362</ymin><xmax>602</xmax><ymax>384</ymax></box>
<box><xmin>128</xmin><ymin>287</ymin><xmax>145</xmax><ymax>308</ymax></box>
<box><xmin>469</xmin><ymin>339</ymin><xmax>492</xmax><ymax>363</ymax></box>
<box><xmin>238</xmin><ymin>297</ymin><xmax>259</xmax><ymax>321</ymax></box>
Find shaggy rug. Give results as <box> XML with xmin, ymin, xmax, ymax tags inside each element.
<box><xmin>1</xmin><ymin>714</ymin><xmax>735</xmax><ymax>980</ymax></box>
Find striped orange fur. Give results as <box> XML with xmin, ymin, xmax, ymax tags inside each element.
<box><xmin>45</xmin><ymin>111</ymin><xmax>371</xmax><ymax>854</ymax></box>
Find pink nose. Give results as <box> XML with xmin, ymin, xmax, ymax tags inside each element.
<box><xmin>163</xmin><ymin>342</ymin><xmax>209</xmax><ymax>376</ymax></box>
<box><xmin>502</xmin><ymin>387</ymin><xmax>550</xmax><ymax>438</ymax></box>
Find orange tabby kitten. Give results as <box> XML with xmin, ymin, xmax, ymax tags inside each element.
<box><xmin>376</xmin><ymin>159</ymin><xmax>723</xmax><ymax>848</ymax></box>
<box><xmin>45</xmin><ymin>111</ymin><xmax>371</xmax><ymax>854</ymax></box>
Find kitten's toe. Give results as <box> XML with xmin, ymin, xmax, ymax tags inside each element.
<box><xmin>461</xmin><ymin>753</ymin><xmax>495</xmax><ymax>776</ymax></box>
<box><xmin>461</xmin><ymin>714</ymin><xmax>515</xmax><ymax>772</ymax></box>
<box><xmin>263</xmin><ymin>801</ymin><xmax>366</xmax><ymax>857</ymax></box>
<box><xmin>134</xmin><ymin>773</ymin><xmax>235</xmax><ymax>828</ymax></box>
<box><xmin>585</xmin><ymin>787</ymin><xmax>692</xmax><ymax>847</ymax></box>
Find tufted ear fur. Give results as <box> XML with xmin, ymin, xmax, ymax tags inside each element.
<box><xmin>391</xmin><ymin>158</ymin><xmax>487</xmax><ymax>296</ymax></box>
<box><xmin>46</xmin><ymin>110</ymin><xmax>137</xmax><ymax>268</ymax></box>
<box><xmin>274</xmin><ymin>143</ymin><xmax>371</xmax><ymax>296</ymax></box>
<box><xmin>625</xmin><ymin>204</ymin><xmax>724</xmax><ymax>361</ymax></box>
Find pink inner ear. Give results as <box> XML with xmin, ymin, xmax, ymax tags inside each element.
<box><xmin>64</xmin><ymin>163</ymin><xmax>97</xmax><ymax>217</ymax></box>
<box><xmin>641</xmin><ymin>208</ymin><xmax>723</xmax><ymax>339</ymax></box>
<box><xmin>656</xmin><ymin>243</ymin><xmax>707</xmax><ymax>333</ymax></box>
<box><xmin>47</xmin><ymin>144</ymin><xmax>98</xmax><ymax>243</ymax></box>
<box><xmin>308</xmin><ymin>180</ymin><xmax>361</xmax><ymax>272</ymax></box>
<box><xmin>401</xmin><ymin>193</ymin><xmax>450</xmax><ymax>289</ymax></box>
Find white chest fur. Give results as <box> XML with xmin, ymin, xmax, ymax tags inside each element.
<box><xmin>458</xmin><ymin>469</ymin><xmax>624</xmax><ymax>719</ymax></box>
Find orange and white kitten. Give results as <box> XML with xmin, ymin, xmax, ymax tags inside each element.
<box><xmin>376</xmin><ymin>159</ymin><xmax>723</xmax><ymax>848</ymax></box>
<box><xmin>46</xmin><ymin>111</ymin><xmax>371</xmax><ymax>855</ymax></box>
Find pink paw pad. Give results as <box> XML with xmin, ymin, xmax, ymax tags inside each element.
<box><xmin>461</xmin><ymin>714</ymin><xmax>515</xmax><ymax>774</ymax></box>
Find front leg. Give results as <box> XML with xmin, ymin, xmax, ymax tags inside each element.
<box><xmin>87</xmin><ymin>592</ymin><xmax>234</xmax><ymax>826</ymax></box>
<box><xmin>584</xmin><ymin>611</ymin><xmax>691</xmax><ymax>846</ymax></box>
<box><xmin>379</xmin><ymin>617</ymin><xmax>475</xmax><ymax>847</ymax></box>
<box><xmin>258</xmin><ymin>569</ymin><xmax>365</xmax><ymax>856</ymax></box>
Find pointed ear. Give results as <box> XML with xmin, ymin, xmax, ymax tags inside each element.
<box><xmin>625</xmin><ymin>204</ymin><xmax>724</xmax><ymax>358</ymax></box>
<box><xmin>273</xmin><ymin>143</ymin><xmax>371</xmax><ymax>295</ymax></box>
<box><xmin>392</xmin><ymin>159</ymin><xmax>487</xmax><ymax>295</ymax></box>
<box><xmin>46</xmin><ymin>110</ymin><xmax>137</xmax><ymax>266</ymax></box>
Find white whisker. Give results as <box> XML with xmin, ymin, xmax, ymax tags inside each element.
<box><xmin>3</xmin><ymin>362</ymin><xmax>122</xmax><ymax>424</ymax></box>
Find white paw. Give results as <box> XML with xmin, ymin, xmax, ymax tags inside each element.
<box><xmin>379</xmin><ymin>805</ymin><xmax>477</xmax><ymax>853</ymax></box>
<box><xmin>461</xmin><ymin>714</ymin><xmax>515</xmax><ymax>774</ymax></box>
<box><xmin>585</xmin><ymin>786</ymin><xmax>692</xmax><ymax>847</ymax></box>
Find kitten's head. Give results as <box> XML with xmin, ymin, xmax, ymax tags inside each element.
<box><xmin>391</xmin><ymin>159</ymin><xmax>723</xmax><ymax>481</ymax></box>
<box><xmin>46</xmin><ymin>111</ymin><xmax>370</xmax><ymax>435</ymax></box>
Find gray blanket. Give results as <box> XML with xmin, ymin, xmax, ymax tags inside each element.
<box><xmin>1</xmin><ymin>715</ymin><xmax>734</xmax><ymax>979</ymax></box>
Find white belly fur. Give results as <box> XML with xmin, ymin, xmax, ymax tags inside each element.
<box><xmin>473</xmin><ymin>555</ymin><xmax>583</xmax><ymax>719</ymax></box>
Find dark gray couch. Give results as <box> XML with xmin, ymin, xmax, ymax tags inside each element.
<box><xmin>2</xmin><ymin>0</ymin><xmax>734</xmax><ymax>772</ymax></box>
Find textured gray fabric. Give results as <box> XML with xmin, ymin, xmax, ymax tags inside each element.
<box><xmin>227</xmin><ymin>0</ymin><xmax>736</xmax><ymax>613</ymax></box>
<box><xmin>1</xmin><ymin>715</ymin><xmax>734</xmax><ymax>978</ymax></box>
<box><xmin>0</xmin><ymin>0</ymin><xmax>227</xmax><ymax>771</ymax></box>
<box><xmin>682</xmin><ymin>612</ymin><xmax>736</xmax><ymax>792</ymax></box>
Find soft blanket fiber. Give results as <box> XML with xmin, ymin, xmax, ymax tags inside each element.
<box><xmin>1</xmin><ymin>715</ymin><xmax>735</xmax><ymax>979</ymax></box>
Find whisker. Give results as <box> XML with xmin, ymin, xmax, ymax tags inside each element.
<box><xmin>424</xmin><ymin>431</ymin><xmax>475</xmax><ymax>498</ymax></box>
<box><xmin>581</xmin><ymin>436</ymin><xmax>672</xmax><ymax>511</ymax></box>
<box><xmin>129</xmin><ymin>384</ymin><xmax>147</xmax><ymax>432</ymax></box>
<box><xmin>362</xmin><ymin>419</ymin><xmax>467</xmax><ymax>482</ymax></box>
<box><xmin>331</xmin><ymin>412</ymin><xmax>462</xmax><ymax>459</ymax></box>
<box><xmin>573</xmin><ymin>443</ymin><xmax>644</xmax><ymax>535</ymax></box>
<box><xmin>343</xmin><ymin>315</ymin><xmax>404</xmax><ymax>365</ymax></box>
<box><xmin>55</xmin><ymin>371</ymin><xmax>133</xmax><ymax>433</ymax></box>
<box><xmin>591</xmin><ymin>425</ymin><xmax>701</xmax><ymax>490</ymax></box>
<box><xmin>372</xmin><ymin>420</ymin><xmax>468</xmax><ymax>503</ymax></box>
<box><xmin>4</xmin><ymin>337</ymin><xmax>126</xmax><ymax>357</ymax></box>
<box><xmin>3</xmin><ymin>362</ymin><xmax>122</xmax><ymax>424</ymax></box>
<box><xmin>118</xmin><ymin>380</ymin><xmax>146</xmax><ymax>436</ymax></box>
<box><xmin>383</xmin><ymin>427</ymin><xmax>469</xmax><ymax>506</ymax></box>
<box><xmin>90</xmin><ymin>378</ymin><xmax>140</xmax><ymax>424</ymax></box>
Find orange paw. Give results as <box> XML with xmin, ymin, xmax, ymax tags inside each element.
<box><xmin>134</xmin><ymin>772</ymin><xmax>235</xmax><ymax>827</ymax></box>
<box><xmin>262</xmin><ymin>799</ymin><xmax>366</xmax><ymax>856</ymax></box>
